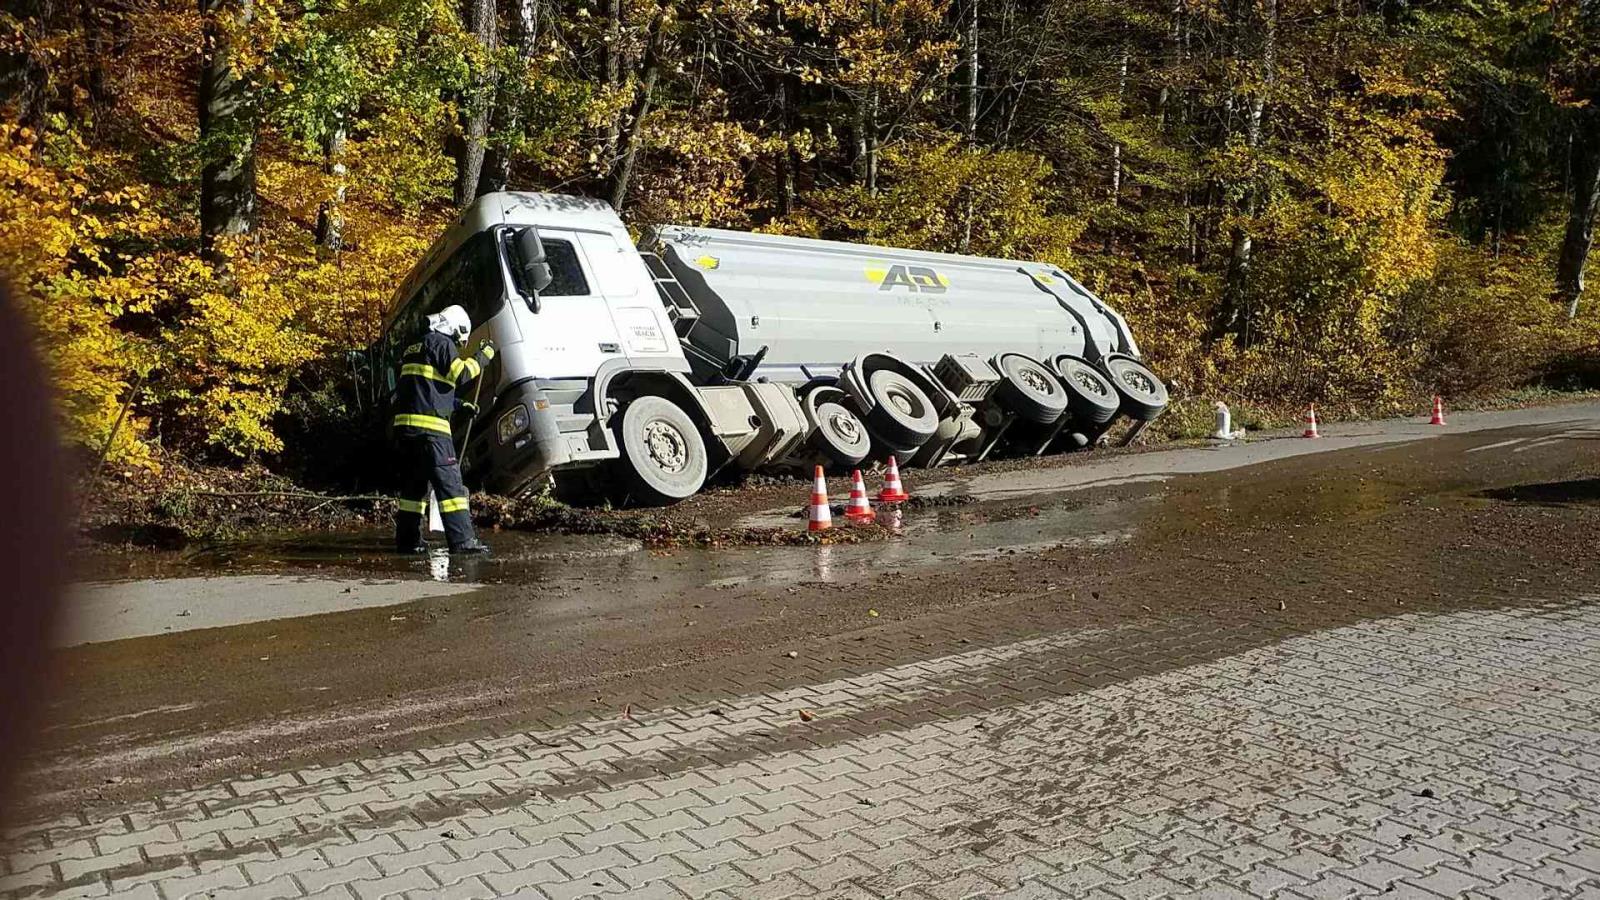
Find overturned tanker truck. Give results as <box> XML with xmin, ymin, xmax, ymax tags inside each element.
<box><xmin>368</xmin><ymin>191</ymin><xmax>1169</xmax><ymax>505</ymax></box>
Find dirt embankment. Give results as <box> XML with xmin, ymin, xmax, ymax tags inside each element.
<box><xmin>75</xmin><ymin>435</ymin><xmax>1174</xmax><ymax>552</ymax></box>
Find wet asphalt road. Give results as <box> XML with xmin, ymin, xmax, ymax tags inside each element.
<box><xmin>17</xmin><ymin>403</ymin><xmax>1600</xmax><ymax>826</ymax></box>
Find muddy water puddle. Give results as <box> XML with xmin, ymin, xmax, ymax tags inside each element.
<box><xmin>66</xmin><ymin>487</ymin><xmax>1159</xmax><ymax>642</ymax></box>
<box><xmin>702</xmin><ymin>493</ymin><xmax>1156</xmax><ymax>589</ymax></box>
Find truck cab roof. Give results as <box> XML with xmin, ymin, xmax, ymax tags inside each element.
<box><xmin>382</xmin><ymin>192</ymin><xmax>629</xmax><ymax>335</ymax></box>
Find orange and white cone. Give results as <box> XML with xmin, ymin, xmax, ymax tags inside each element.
<box><xmin>1429</xmin><ymin>395</ymin><xmax>1446</xmax><ymax>426</ymax></box>
<box><xmin>1302</xmin><ymin>404</ymin><xmax>1320</xmax><ymax>439</ymax></box>
<box><xmin>877</xmin><ymin>456</ymin><xmax>910</xmax><ymax>503</ymax></box>
<box><xmin>807</xmin><ymin>465</ymin><xmax>832</xmax><ymax>532</ymax></box>
<box><xmin>845</xmin><ymin>470</ymin><xmax>875</xmax><ymax>523</ymax></box>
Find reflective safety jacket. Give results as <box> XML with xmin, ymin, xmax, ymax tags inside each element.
<box><xmin>391</xmin><ymin>331</ymin><xmax>495</xmax><ymax>440</ymax></box>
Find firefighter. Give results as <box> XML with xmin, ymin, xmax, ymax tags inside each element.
<box><xmin>392</xmin><ymin>304</ymin><xmax>496</xmax><ymax>555</ymax></box>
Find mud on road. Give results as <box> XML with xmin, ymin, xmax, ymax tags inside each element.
<box><xmin>22</xmin><ymin>404</ymin><xmax>1600</xmax><ymax>820</ymax></box>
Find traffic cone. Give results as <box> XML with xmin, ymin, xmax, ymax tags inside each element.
<box><xmin>1429</xmin><ymin>395</ymin><xmax>1446</xmax><ymax>426</ymax></box>
<box><xmin>877</xmin><ymin>456</ymin><xmax>910</xmax><ymax>503</ymax></box>
<box><xmin>807</xmin><ymin>465</ymin><xmax>833</xmax><ymax>532</ymax></box>
<box><xmin>1302</xmin><ymin>404</ymin><xmax>1320</xmax><ymax>439</ymax></box>
<box><xmin>845</xmin><ymin>470</ymin><xmax>875</xmax><ymax>523</ymax></box>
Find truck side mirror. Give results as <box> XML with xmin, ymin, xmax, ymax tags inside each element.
<box><xmin>514</xmin><ymin>227</ymin><xmax>554</xmax><ymax>312</ymax></box>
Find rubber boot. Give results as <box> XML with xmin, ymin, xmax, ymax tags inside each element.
<box><xmin>449</xmin><ymin>539</ymin><xmax>491</xmax><ymax>556</ymax></box>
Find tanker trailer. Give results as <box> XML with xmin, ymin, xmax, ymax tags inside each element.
<box><xmin>645</xmin><ymin>225</ymin><xmax>1169</xmax><ymax>468</ymax></box>
<box><xmin>371</xmin><ymin>192</ymin><xmax>1167</xmax><ymax>506</ymax></box>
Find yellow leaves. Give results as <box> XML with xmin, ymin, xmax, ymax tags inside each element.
<box><xmin>2</xmin><ymin>112</ymin><xmax>449</xmax><ymax>463</ymax></box>
<box><xmin>628</xmin><ymin>115</ymin><xmax>782</xmax><ymax>225</ymax></box>
<box><xmin>798</xmin><ymin>137</ymin><xmax>1082</xmax><ymax>267</ymax></box>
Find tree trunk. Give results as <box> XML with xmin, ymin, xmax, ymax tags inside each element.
<box><xmin>960</xmin><ymin>0</ymin><xmax>978</xmax><ymax>251</ymax></box>
<box><xmin>451</xmin><ymin>0</ymin><xmax>498</xmax><ymax>210</ymax></box>
<box><xmin>964</xmin><ymin>0</ymin><xmax>979</xmax><ymax>139</ymax></box>
<box><xmin>1216</xmin><ymin>0</ymin><xmax>1276</xmax><ymax>342</ymax></box>
<box><xmin>198</xmin><ymin>0</ymin><xmax>257</xmax><ymax>255</ymax></box>
<box><xmin>775</xmin><ymin>75</ymin><xmax>796</xmax><ymax>216</ymax></box>
<box><xmin>600</xmin><ymin>0</ymin><xmax>624</xmax><ymax>158</ymax></box>
<box><xmin>1156</xmin><ymin>0</ymin><xmax>1182</xmax><ymax>128</ymax></box>
<box><xmin>852</xmin><ymin>95</ymin><xmax>869</xmax><ymax>183</ymax></box>
<box><xmin>1559</xmin><ymin>111</ymin><xmax>1600</xmax><ymax>318</ymax></box>
<box><xmin>480</xmin><ymin>0</ymin><xmax>540</xmax><ymax>194</ymax></box>
<box><xmin>866</xmin><ymin>88</ymin><xmax>879</xmax><ymax>196</ymax></box>
<box><xmin>80</xmin><ymin>0</ymin><xmax>127</xmax><ymax>115</ymax></box>
<box><xmin>606</xmin><ymin>8</ymin><xmax>665</xmax><ymax>210</ymax></box>
<box><xmin>1109</xmin><ymin>43</ymin><xmax>1128</xmax><ymax>201</ymax></box>
<box><xmin>314</xmin><ymin>115</ymin><xmax>347</xmax><ymax>252</ymax></box>
<box><xmin>1104</xmin><ymin>42</ymin><xmax>1130</xmax><ymax>254</ymax></box>
<box><xmin>605</xmin><ymin>0</ymin><xmax>622</xmax><ymax>85</ymax></box>
<box><xmin>0</xmin><ymin>0</ymin><xmax>54</xmax><ymax>132</ymax></box>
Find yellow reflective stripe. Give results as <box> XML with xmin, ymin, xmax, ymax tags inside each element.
<box><xmin>392</xmin><ymin>413</ymin><xmax>452</xmax><ymax>435</ymax></box>
<box><xmin>396</xmin><ymin>498</ymin><xmax>428</xmax><ymax>514</ymax></box>
<box><xmin>400</xmin><ymin>363</ymin><xmax>455</xmax><ymax>386</ymax></box>
<box><xmin>438</xmin><ymin>496</ymin><xmax>470</xmax><ymax>513</ymax></box>
<box><xmin>449</xmin><ymin>357</ymin><xmax>482</xmax><ymax>382</ymax></box>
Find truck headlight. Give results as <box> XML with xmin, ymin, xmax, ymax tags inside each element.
<box><xmin>497</xmin><ymin>404</ymin><xmax>530</xmax><ymax>444</ymax></box>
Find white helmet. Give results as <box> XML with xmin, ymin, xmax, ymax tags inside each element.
<box><xmin>427</xmin><ymin>305</ymin><xmax>471</xmax><ymax>345</ymax></box>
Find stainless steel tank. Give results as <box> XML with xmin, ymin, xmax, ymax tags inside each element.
<box><xmin>648</xmin><ymin>226</ymin><xmax>1133</xmax><ymax>384</ymax></box>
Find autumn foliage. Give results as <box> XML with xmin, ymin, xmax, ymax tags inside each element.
<box><xmin>0</xmin><ymin>0</ymin><xmax>1597</xmax><ymax>471</ymax></box>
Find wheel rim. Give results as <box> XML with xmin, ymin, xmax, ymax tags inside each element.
<box><xmin>1018</xmin><ymin>366</ymin><xmax>1053</xmax><ymax>395</ymax></box>
<box><xmin>1119</xmin><ymin>366</ymin><xmax>1157</xmax><ymax>396</ymax></box>
<box><xmin>1072</xmin><ymin>367</ymin><xmax>1110</xmax><ymax>398</ymax></box>
<box><xmin>884</xmin><ymin>386</ymin><xmax>923</xmax><ymax>418</ymax></box>
<box><xmin>826</xmin><ymin>408</ymin><xmax>863</xmax><ymax>446</ymax></box>
<box><xmin>643</xmin><ymin>420</ymin><xmax>688</xmax><ymax>473</ymax></box>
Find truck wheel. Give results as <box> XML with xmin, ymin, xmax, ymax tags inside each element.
<box><xmin>864</xmin><ymin>369</ymin><xmax>938</xmax><ymax>450</ymax></box>
<box><xmin>808</xmin><ymin>391</ymin><xmax>872</xmax><ymax>468</ymax></box>
<box><xmin>994</xmin><ymin>353</ymin><xmax>1069</xmax><ymax>425</ymax></box>
<box><xmin>1103</xmin><ymin>354</ymin><xmax>1169</xmax><ymax>421</ymax></box>
<box><xmin>616</xmin><ymin>396</ymin><xmax>707</xmax><ymax>505</ymax></box>
<box><xmin>1053</xmin><ymin>354</ymin><xmax>1121</xmax><ymax>425</ymax></box>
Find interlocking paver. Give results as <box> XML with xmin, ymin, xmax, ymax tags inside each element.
<box><xmin>208</xmin><ymin>874</ymin><xmax>305</xmax><ymax>899</ymax></box>
<box><xmin>18</xmin><ymin>605</ymin><xmax>1600</xmax><ymax>898</ymax></box>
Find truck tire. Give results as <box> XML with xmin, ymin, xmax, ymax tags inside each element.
<box><xmin>1053</xmin><ymin>354</ymin><xmax>1121</xmax><ymax>425</ymax></box>
<box><xmin>994</xmin><ymin>353</ymin><xmax>1069</xmax><ymax>425</ymax></box>
<box><xmin>615</xmin><ymin>396</ymin><xmax>708</xmax><ymax>505</ymax></box>
<box><xmin>808</xmin><ymin>390</ymin><xmax>872</xmax><ymax>468</ymax></box>
<box><xmin>1102</xmin><ymin>354</ymin><xmax>1169</xmax><ymax>421</ymax></box>
<box><xmin>864</xmin><ymin>369</ymin><xmax>938</xmax><ymax>450</ymax></box>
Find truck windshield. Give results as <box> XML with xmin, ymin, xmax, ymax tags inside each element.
<box><xmin>425</xmin><ymin>230</ymin><xmax>507</xmax><ymax>326</ymax></box>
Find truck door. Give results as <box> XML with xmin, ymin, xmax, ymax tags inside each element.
<box><xmin>514</xmin><ymin>229</ymin><xmax>625</xmax><ymax>378</ymax></box>
<box><xmin>573</xmin><ymin>230</ymin><xmax>678</xmax><ymax>365</ymax></box>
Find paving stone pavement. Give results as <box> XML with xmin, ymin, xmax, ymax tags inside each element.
<box><xmin>9</xmin><ymin>599</ymin><xmax>1600</xmax><ymax>899</ymax></box>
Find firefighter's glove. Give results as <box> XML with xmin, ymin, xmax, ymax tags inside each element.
<box><xmin>480</xmin><ymin>341</ymin><xmax>496</xmax><ymax>360</ymax></box>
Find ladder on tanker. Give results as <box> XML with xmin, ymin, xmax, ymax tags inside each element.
<box><xmin>639</xmin><ymin>251</ymin><xmax>700</xmax><ymax>337</ymax></box>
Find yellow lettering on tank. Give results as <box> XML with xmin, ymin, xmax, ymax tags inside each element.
<box><xmin>695</xmin><ymin>255</ymin><xmax>720</xmax><ymax>270</ymax></box>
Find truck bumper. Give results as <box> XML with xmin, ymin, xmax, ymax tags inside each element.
<box><xmin>480</xmin><ymin>379</ymin><xmax>571</xmax><ymax>497</ymax></box>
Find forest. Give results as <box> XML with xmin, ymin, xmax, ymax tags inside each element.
<box><xmin>1</xmin><ymin>0</ymin><xmax>1598</xmax><ymax>475</ymax></box>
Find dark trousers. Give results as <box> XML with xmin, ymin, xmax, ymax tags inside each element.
<box><xmin>394</xmin><ymin>435</ymin><xmax>477</xmax><ymax>551</ymax></box>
